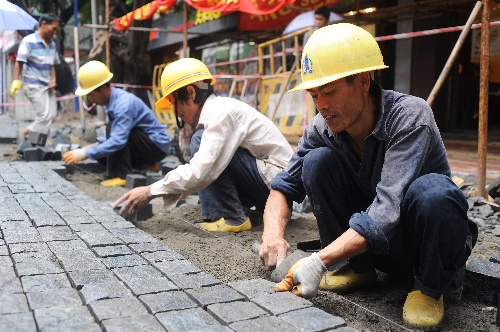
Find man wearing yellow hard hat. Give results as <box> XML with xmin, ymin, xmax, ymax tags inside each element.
<box><xmin>260</xmin><ymin>23</ymin><xmax>477</xmax><ymax>330</ymax></box>
<box><xmin>62</xmin><ymin>61</ymin><xmax>171</xmax><ymax>187</ymax></box>
<box><xmin>113</xmin><ymin>58</ymin><xmax>292</xmax><ymax>232</ymax></box>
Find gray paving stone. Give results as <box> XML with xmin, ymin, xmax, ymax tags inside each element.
<box><xmin>142</xmin><ymin>249</ymin><xmax>185</xmax><ymax>262</ymax></box>
<box><xmin>41</xmin><ymin>322</ymin><xmax>102</xmax><ymax>332</ymax></box>
<box><xmin>93</xmin><ymin>244</ymin><xmax>133</xmax><ymax>257</ymax></box>
<box><xmin>31</xmin><ymin>215</ymin><xmax>66</xmax><ymax>227</ymax></box>
<box><xmin>186</xmin><ymin>284</ymin><xmax>246</xmax><ymax>308</ymax></box>
<box><xmin>9</xmin><ymin>183</ymin><xmax>34</xmax><ymax>194</ymax></box>
<box><xmin>0</xmin><ymin>243</ymin><xmax>9</xmax><ymax>256</ymax></box>
<box><xmin>153</xmin><ymin>259</ymin><xmax>201</xmax><ymax>276</ymax></box>
<box><xmin>54</xmin><ymin>248</ymin><xmax>96</xmax><ymax>260</ymax></box>
<box><xmin>59</xmin><ymin>256</ymin><xmax>107</xmax><ymax>272</ymax></box>
<box><xmin>0</xmin><ymin>265</ymin><xmax>17</xmax><ymax>278</ymax></box>
<box><xmin>129</xmin><ymin>242</ymin><xmax>172</xmax><ymax>253</ymax></box>
<box><xmin>123</xmin><ymin>277</ymin><xmax>178</xmax><ymax>295</ymax></box>
<box><xmin>252</xmin><ymin>292</ymin><xmax>313</xmax><ymax>315</ymax></box>
<box><xmin>0</xmin><ymin>312</ymin><xmax>37</xmax><ymax>332</ymax></box>
<box><xmin>88</xmin><ymin>296</ymin><xmax>149</xmax><ymax>321</ymax></box>
<box><xmin>68</xmin><ymin>269</ymin><xmax>119</xmax><ymax>288</ymax></box>
<box><xmin>21</xmin><ymin>274</ymin><xmax>72</xmax><ymax>292</ymax></box>
<box><xmin>62</xmin><ymin>216</ymin><xmax>97</xmax><ymax>225</ymax></box>
<box><xmin>229</xmin><ymin>315</ymin><xmax>300</xmax><ymax>332</ymax></box>
<box><xmin>167</xmin><ymin>272</ymin><xmax>220</xmax><ymax>289</ymax></box>
<box><xmin>101</xmin><ymin>254</ymin><xmax>148</xmax><ymax>268</ymax></box>
<box><xmin>80</xmin><ymin>280</ymin><xmax>132</xmax><ymax>304</ymax></box>
<box><xmin>0</xmin><ymin>293</ymin><xmax>29</xmax><ymax>314</ymax></box>
<box><xmin>47</xmin><ymin>239</ymin><xmax>89</xmax><ymax>253</ymax></box>
<box><xmin>38</xmin><ymin>227</ymin><xmax>79</xmax><ymax>242</ymax></box>
<box><xmin>3</xmin><ymin>227</ymin><xmax>42</xmax><ymax>244</ymax></box>
<box><xmin>26</xmin><ymin>288</ymin><xmax>83</xmax><ymax>309</ymax></box>
<box><xmin>100</xmin><ymin>220</ymin><xmax>135</xmax><ymax>230</ymax></box>
<box><xmin>139</xmin><ymin>290</ymin><xmax>198</xmax><ymax>314</ymax></box>
<box><xmin>77</xmin><ymin>230</ymin><xmax>123</xmax><ymax>247</ymax></box>
<box><xmin>14</xmin><ymin>257</ymin><xmax>64</xmax><ymax>276</ymax></box>
<box><xmin>12</xmin><ymin>250</ymin><xmax>54</xmax><ymax>263</ymax></box>
<box><xmin>8</xmin><ymin>242</ymin><xmax>49</xmax><ymax>255</ymax></box>
<box><xmin>69</xmin><ymin>223</ymin><xmax>106</xmax><ymax>232</ymax></box>
<box><xmin>331</xmin><ymin>327</ymin><xmax>361</xmax><ymax>332</ymax></box>
<box><xmin>207</xmin><ymin>300</ymin><xmax>269</xmax><ymax>324</ymax></box>
<box><xmin>102</xmin><ymin>314</ymin><xmax>165</xmax><ymax>332</ymax></box>
<box><xmin>229</xmin><ymin>278</ymin><xmax>276</xmax><ymax>299</ymax></box>
<box><xmin>112</xmin><ymin>265</ymin><xmax>163</xmax><ymax>280</ymax></box>
<box><xmin>0</xmin><ymin>255</ymin><xmax>13</xmax><ymax>267</ymax></box>
<box><xmin>109</xmin><ymin>228</ymin><xmax>158</xmax><ymax>244</ymax></box>
<box><xmin>0</xmin><ymin>276</ymin><xmax>23</xmax><ymax>294</ymax></box>
<box><xmin>156</xmin><ymin>307</ymin><xmax>232</xmax><ymax>331</ymax></box>
<box><xmin>279</xmin><ymin>307</ymin><xmax>346</xmax><ymax>331</ymax></box>
<box><xmin>33</xmin><ymin>305</ymin><xmax>96</xmax><ymax>331</ymax></box>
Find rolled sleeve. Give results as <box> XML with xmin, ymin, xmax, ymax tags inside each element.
<box><xmin>349</xmin><ymin>212</ymin><xmax>389</xmax><ymax>255</ymax></box>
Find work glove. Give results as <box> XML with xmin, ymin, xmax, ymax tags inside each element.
<box><xmin>62</xmin><ymin>149</ymin><xmax>87</xmax><ymax>165</ymax></box>
<box><xmin>274</xmin><ymin>252</ymin><xmax>326</xmax><ymax>298</ymax></box>
<box><xmin>9</xmin><ymin>80</ymin><xmax>22</xmax><ymax>98</ymax></box>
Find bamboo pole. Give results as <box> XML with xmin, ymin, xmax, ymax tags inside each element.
<box><xmin>105</xmin><ymin>0</ymin><xmax>110</xmax><ymax>67</ymax></box>
<box><xmin>427</xmin><ymin>1</ymin><xmax>483</xmax><ymax>106</ymax></box>
<box><xmin>478</xmin><ymin>0</ymin><xmax>491</xmax><ymax>198</ymax></box>
<box><xmin>182</xmin><ymin>2</ymin><xmax>188</xmax><ymax>58</ymax></box>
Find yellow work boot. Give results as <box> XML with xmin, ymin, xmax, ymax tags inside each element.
<box><xmin>319</xmin><ymin>265</ymin><xmax>376</xmax><ymax>293</ymax></box>
<box><xmin>140</xmin><ymin>163</ymin><xmax>160</xmax><ymax>173</ymax></box>
<box><xmin>403</xmin><ymin>290</ymin><xmax>444</xmax><ymax>331</ymax></box>
<box><xmin>197</xmin><ymin>217</ymin><xmax>252</xmax><ymax>233</ymax></box>
<box><xmin>100</xmin><ymin>177</ymin><xmax>126</xmax><ymax>187</ymax></box>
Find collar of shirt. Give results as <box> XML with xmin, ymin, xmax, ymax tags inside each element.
<box><xmin>197</xmin><ymin>94</ymin><xmax>217</xmax><ymax>127</ymax></box>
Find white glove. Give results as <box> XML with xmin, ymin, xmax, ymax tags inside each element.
<box><xmin>71</xmin><ymin>149</ymin><xmax>87</xmax><ymax>159</ymax></box>
<box><xmin>292</xmin><ymin>252</ymin><xmax>327</xmax><ymax>298</ymax></box>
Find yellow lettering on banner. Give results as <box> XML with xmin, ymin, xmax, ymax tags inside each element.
<box><xmin>221</xmin><ymin>0</ymin><xmax>239</xmax><ymax>4</ymax></box>
<box><xmin>248</xmin><ymin>12</ymin><xmax>279</xmax><ymax>21</ymax></box>
<box><xmin>195</xmin><ymin>11</ymin><xmax>222</xmax><ymax>25</ymax></box>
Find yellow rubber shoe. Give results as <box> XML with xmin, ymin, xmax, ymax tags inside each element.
<box><xmin>403</xmin><ymin>290</ymin><xmax>444</xmax><ymax>330</ymax></box>
<box><xmin>100</xmin><ymin>177</ymin><xmax>126</xmax><ymax>187</ymax></box>
<box><xmin>319</xmin><ymin>265</ymin><xmax>376</xmax><ymax>293</ymax></box>
<box><xmin>197</xmin><ymin>217</ymin><xmax>252</xmax><ymax>233</ymax></box>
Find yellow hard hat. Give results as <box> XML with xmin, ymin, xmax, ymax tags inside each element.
<box><xmin>156</xmin><ymin>58</ymin><xmax>215</xmax><ymax>108</ymax></box>
<box><xmin>75</xmin><ymin>61</ymin><xmax>113</xmax><ymax>96</ymax></box>
<box><xmin>289</xmin><ymin>23</ymin><xmax>388</xmax><ymax>92</ymax></box>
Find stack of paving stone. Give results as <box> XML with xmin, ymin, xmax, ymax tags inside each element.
<box><xmin>0</xmin><ymin>161</ymin><xmax>358</xmax><ymax>331</ymax></box>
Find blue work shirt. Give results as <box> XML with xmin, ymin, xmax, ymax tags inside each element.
<box><xmin>85</xmin><ymin>87</ymin><xmax>171</xmax><ymax>160</ymax></box>
<box><xmin>16</xmin><ymin>31</ymin><xmax>60</xmax><ymax>86</ymax></box>
<box><xmin>271</xmin><ymin>84</ymin><xmax>451</xmax><ymax>254</ymax></box>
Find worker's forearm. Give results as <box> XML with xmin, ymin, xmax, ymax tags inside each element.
<box><xmin>317</xmin><ymin>228</ymin><xmax>370</xmax><ymax>268</ymax></box>
<box><xmin>13</xmin><ymin>62</ymin><xmax>22</xmax><ymax>80</ymax></box>
<box><xmin>262</xmin><ymin>189</ymin><xmax>292</xmax><ymax>240</ymax></box>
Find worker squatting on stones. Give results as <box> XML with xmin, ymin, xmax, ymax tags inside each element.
<box><xmin>62</xmin><ymin>61</ymin><xmax>171</xmax><ymax>187</ymax></box>
<box><xmin>259</xmin><ymin>23</ymin><xmax>478</xmax><ymax>330</ymax></box>
<box><xmin>113</xmin><ymin>58</ymin><xmax>293</xmax><ymax>233</ymax></box>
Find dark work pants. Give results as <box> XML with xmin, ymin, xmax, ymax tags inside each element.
<box><xmin>190</xmin><ymin>129</ymin><xmax>270</xmax><ymax>221</ymax></box>
<box><xmin>98</xmin><ymin>121</ymin><xmax>167</xmax><ymax>179</ymax></box>
<box><xmin>302</xmin><ymin>147</ymin><xmax>477</xmax><ymax>299</ymax></box>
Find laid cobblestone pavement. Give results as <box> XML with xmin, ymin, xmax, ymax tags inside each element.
<box><xmin>0</xmin><ymin>161</ymin><xmax>358</xmax><ymax>332</ymax></box>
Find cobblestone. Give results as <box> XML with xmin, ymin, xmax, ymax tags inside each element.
<box><xmin>0</xmin><ymin>161</ymin><xmax>358</xmax><ymax>331</ymax></box>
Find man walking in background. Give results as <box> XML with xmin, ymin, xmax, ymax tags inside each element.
<box><xmin>10</xmin><ymin>13</ymin><xmax>60</xmax><ymax>139</ymax></box>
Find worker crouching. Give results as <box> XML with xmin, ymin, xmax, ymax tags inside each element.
<box><xmin>260</xmin><ymin>23</ymin><xmax>478</xmax><ymax>330</ymax></box>
<box><xmin>114</xmin><ymin>58</ymin><xmax>293</xmax><ymax>232</ymax></box>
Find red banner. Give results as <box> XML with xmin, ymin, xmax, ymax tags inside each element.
<box><xmin>239</xmin><ymin>0</ymin><xmax>342</xmax><ymax>31</ymax></box>
<box><xmin>114</xmin><ymin>0</ymin><xmax>176</xmax><ymax>31</ymax></box>
<box><xmin>185</xmin><ymin>0</ymin><xmax>296</xmax><ymax>15</ymax></box>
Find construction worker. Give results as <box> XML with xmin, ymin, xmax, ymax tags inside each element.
<box><xmin>62</xmin><ymin>61</ymin><xmax>171</xmax><ymax>187</ymax></box>
<box><xmin>303</xmin><ymin>6</ymin><xmax>331</xmax><ymax>46</ymax></box>
<box><xmin>10</xmin><ymin>13</ymin><xmax>60</xmax><ymax>138</ymax></box>
<box><xmin>114</xmin><ymin>58</ymin><xmax>293</xmax><ymax>232</ymax></box>
<box><xmin>260</xmin><ymin>23</ymin><xmax>477</xmax><ymax>330</ymax></box>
